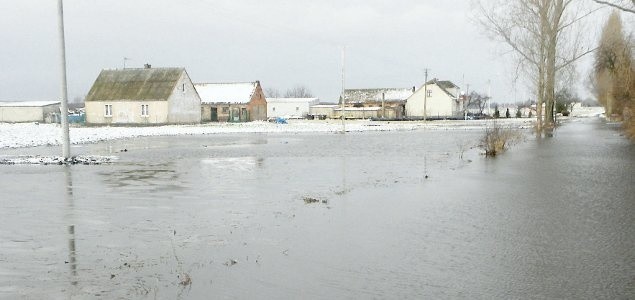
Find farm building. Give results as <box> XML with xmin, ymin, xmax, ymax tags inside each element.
<box><xmin>406</xmin><ymin>79</ymin><xmax>463</xmax><ymax>119</ymax></box>
<box><xmin>266</xmin><ymin>98</ymin><xmax>319</xmax><ymax>119</ymax></box>
<box><xmin>341</xmin><ymin>87</ymin><xmax>414</xmax><ymax>119</ymax></box>
<box><xmin>195</xmin><ymin>81</ymin><xmax>267</xmax><ymax>122</ymax></box>
<box><xmin>309</xmin><ymin>104</ymin><xmax>340</xmax><ymax>119</ymax></box>
<box><xmin>334</xmin><ymin>106</ymin><xmax>382</xmax><ymax>119</ymax></box>
<box><xmin>84</xmin><ymin>67</ymin><xmax>202</xmax><ymax>125</ymax></box>
<box><xmin>0</xmin><ymin>101</ymin><xmax>61</xmax><ymax>123</ymax></box>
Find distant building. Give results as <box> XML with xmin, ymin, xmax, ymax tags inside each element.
<box><xmin>0</xmin><ymin>101</ymin><xmax>61</xmax><ymax>123</ymax></box>
<box><xmin>267</xmin><ymin>98</ymin><xmax>319</xmax><ymax>119</ymax></box>
<box><xmin>195</xmin><ymin>81</ymin><xmax>267</xmax><ymax>122</ymax></box>
<box><xmin>406</xmin><ymin>79</ymin><xmax>462</xmax><ymax>119</ymax></box>
<box><xmin>341</xmin><ymin>87</ymin><xmax>414</xmax><ymax>119</ymax></box>
<box><xmin>309</xmin><ymin>104</ymin><xmax>340</xmax><ymax>119</ymax></box>
<box><xmin>335</xmin><ymin>106</ymin><xmax>382</xmax><ymax>119</ymax></box>
<box><xmin>84</xmin><ymin>67</ymin><xmax>202</xmax><ymax>125</ymax></box>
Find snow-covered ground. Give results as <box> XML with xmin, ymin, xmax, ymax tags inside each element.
<box><xmin>0</xmin><ymin>119</ymin><xmax>535</xmax><ymax>149</ymax></box>
<box><xmin>0</xmin><ymin>107</ymin><xmax>604</xmax><ymax>150</ymax></box>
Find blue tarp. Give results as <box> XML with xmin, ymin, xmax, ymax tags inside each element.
<box><xmin>275</xmin><ymin>117</ymin><xmax>287</xmax><ymax>124</ymax></box>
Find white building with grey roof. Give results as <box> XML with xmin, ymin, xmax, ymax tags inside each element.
<box><xmin>84</xmin><ymin>67</ymin><xmax>202</xmax><ymax>125</ymax></box>
<box><xmin>0</xmin><ymin>101</ymin><xmax>61</xmax><ymax>123</ymax></box>
<box><xmin>406</xmin><ymin>79</ymin><xmax>463</xmax><ymax>119</ymax></box>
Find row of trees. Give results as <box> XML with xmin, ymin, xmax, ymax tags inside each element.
<box><xmin>264</xmin><ymin>85</ymin><xmax>314</xmax><ymax>98</ymax></box>
<box><xmin>474</xmin><ymin>0</ymin><xmax>634</xmax><ymax>138</ymax></box>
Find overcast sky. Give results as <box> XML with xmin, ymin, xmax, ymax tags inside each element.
<box><xmin>0</xmin><ymin>0</ymin><xmax>626</xmax><ymax>104</ymax></box>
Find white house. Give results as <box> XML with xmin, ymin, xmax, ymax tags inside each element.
<box><xmin>0</xmin><ymin>101</ymin><xmax>61</xmax><ymax>123</ymax></box>
<box><xmin>406</xmin><ymin>79</ymin><xmax>462</xmax><ymax>119</ymax></box>
<box><xmin>266</xmin><ymin>98</ymin><xmax>319</xmax><ymax>119</ymax></box>
<box><xmin>85</xmin><ymin>67</ymin><xmax>202</xmax><ymax>125</ymax></box>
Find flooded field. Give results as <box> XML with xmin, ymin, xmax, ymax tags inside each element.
<box><xmin>1</xmin><ymin>119</ymin><xmax>634</xmax><ymax>299</ymax></box>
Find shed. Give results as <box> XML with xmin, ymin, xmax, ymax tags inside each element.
<box><xmin>0</xmin><ymin>101</ymin><xmax>61</xmax><ymax>123</ymax></box>
<box><xmin>341</xmin><ymin>87</ymin><xmax>413</xmax><ymax>119</ymax></box>
<box><xmin>195</xmin><ymin>81</ymin><xmax>267</xmax><ymax>122</ymax></box>
<box><xmin>266</xmin><ymin>98</ymin><xmax>320</xmax><ymax>119</ymax></box>
<box><xmin>309</xmin><ymin>104</ymin><xmax>340</xmax><ymax>119</ymax></box>
<box><xmin>334</xmin><ymin>106</ymin><xmax>382</xmax><ymax>119</ymax></box>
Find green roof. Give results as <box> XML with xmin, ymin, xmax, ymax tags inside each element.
<box><xmin>85</xmin><ymin>68</ymin><xmax>184</xmax><ymax>101</ymax></box>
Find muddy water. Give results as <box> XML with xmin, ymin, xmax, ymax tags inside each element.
<box><xmin>1</xmin><ymin>119</ymin><xmax>633</xmax><ymax>299</ymax></box>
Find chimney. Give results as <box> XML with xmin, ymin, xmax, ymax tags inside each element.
<box><xmin>144</xmin><ymin>63</ymin><xmax>152</xmax><ymax>69</ymax></box>
<box><xmin>412</xmin><ymin>86</ymin><xmax>415</xmax><ymax>93</ymax></box>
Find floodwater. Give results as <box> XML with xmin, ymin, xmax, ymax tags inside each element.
<box><xmin>0</xmin><ymin>119</ymin><xmax>633</xmax><ymax>299</ymax></box>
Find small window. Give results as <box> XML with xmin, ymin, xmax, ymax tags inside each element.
<box><xmin>141</xmin><ymin>104</ymin><xmax>149</xmax><ymax>116</ymax></box>
<box><xmin>182</xmin><ymin>83</ymin><xmax>186</xmax><ymax>93</ymax></box>
<box><xmin>427</xmin><ymin>90</ymin><xmax>432</xmax><ymax>97</ymax></box>
<box><xmin>105</xmin><ymin>104</ymin><xmax>112</xmax><ymax>117</ymax></box>
<box><xmin>222</xmin><ymin>107</ymin><xmax>229</xmax><ymax>113</ymax></box>
<box><xmin>296</xmin><ymin>107</ymin><xmax>299</xmax><ymax>111</ymax></box>
<box><xmin>272</xmin><ymin>107</ymin><xmax>276</xmax><ymax>112</ymax></box>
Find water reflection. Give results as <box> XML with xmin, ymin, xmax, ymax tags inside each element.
<box><xmin>64</xmin><ymin>167</ymin><xmax>78</xmax><ymax>287</ymax></box>
<box><xmin>98</xmin><ymin>162</ymin><xmax>181</xmax><ymax>190</ymax></box>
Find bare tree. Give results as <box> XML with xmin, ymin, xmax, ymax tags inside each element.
<box><xmin>475</xmin><ymin>0</ymin><xmax>596</xmax><ymax>132</ymax></box>
<box><xmin>284</xmin><ymin>85</ymin><xmax>314</xmax><ymax>98</ymax></box>
<box><xmin>264</xmin><ymin>87</ymin><xmax>281</xmax><ymax>98</ymax></box>
<box><xmin>592</xmin><ymin>0</ymin><xmax>635</xmax><ymax>13</ymax></box>
<box><xmin>465</xmin><ymin>91</ymin><xmax>491</xmax><ymax>116</ymax></box>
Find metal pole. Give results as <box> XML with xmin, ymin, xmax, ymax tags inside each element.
<box><xmin>341</xmin><ymin>47</ymin><xmax>346</xmax><ymax>133</ymax></box>
<box><xmin>382</xmin><ymin>92</ymin><xmax>385</xmax><ymax>119</ymax></box>
<box><xmin>487</xmin><ymin>79</ymin><xmax>491</xmax><ymax>117</ymax></box>
<box><xmin>423</xmin><ymin>68</ymin><xmax>428</xmax><ymax>122</ymax></box>
<box><xmin>58</xmin><ymin>0</ymin><xmax>71</xmax><ymax>159</ymax></box>
<box><xmin>465</xmin><ymin>83</ymin><xmax>470</xmax><ymax>120</ymax></box>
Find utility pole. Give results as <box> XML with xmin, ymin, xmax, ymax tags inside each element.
<box><xmin>465</xmin><ymin>83</ymin><xmax>470</xmax><ymax>120</ymax></box>
<box><xmin>123</xmin><ymin>57</ymin><xmax>131</xmax><ymax>69</ymax></box>
<box><xmin>382</xmin><ymin>92</ymin><xmax>386</xmax><ymax>119</ymax></box>
<box><xmin>423</xmin><ymin>68</ymin><xmax>429</xmax><ymax>122</ymax></box>
<box><xmin>341</xmin><ymin>47</ymin><xmax>346</xmax><ymax>134</ymax></box>
<box><xmin>57</xmin><ymin>0</ymin><xmax>70</xmax><ymax>159</ymax></box>
<box><xmin>487</xmin><ymin>79</ymin><xmax>491</xmax><ymax>117</ymax></box>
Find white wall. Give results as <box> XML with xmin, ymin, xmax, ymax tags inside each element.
<box><xmin>167</xmin><ymin>72</ymin><xmax>202</xmax><ymax>124</ymax></box>
<box><xmin>267</xmin><ymin>98</ymin><xmax>319</xmax><ymax>118</ymax></box>
<box><xmin>0</xmin><ymin>107</ymin><xmax>44</xmax><ymax>122</ymax></box>
<box><xmin>406</xmin><ymin>84</ymin><xmax>456</xmax><ymax>118</ymax></box>
<box><xmin>86</xmin><ymin>101</ymin><xmax>169</xmax><ymax>124</ymax></box>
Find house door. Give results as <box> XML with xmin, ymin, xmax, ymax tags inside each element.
<box><xmin>211</xmin><ymin>107</ymin><xmax>218</xmax><ymax>122</ymax></box>
<box><xmin>241</xmin><ymin>108</ymin><xmax>248</xmax><ymax>122</ymax></box>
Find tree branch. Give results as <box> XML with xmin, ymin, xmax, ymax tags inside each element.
<box><xmin>592</xmin><ymin>0</ymin><xmax>635</xmax><ymax>13</ymax></box>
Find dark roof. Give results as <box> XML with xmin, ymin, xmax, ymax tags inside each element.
<box><xmin>425</xmin><ymin>79</ymin><xmax>459</xmax><ymax>98</ymax></box>
<box><xmin>86</xmin><ymin>68</ymin><xmax>185</xmax><ymax>101</ymax></box>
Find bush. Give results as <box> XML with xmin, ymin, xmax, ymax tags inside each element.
<box><xmin>480</xmin><ymin>122</ymin><xmax>523</xmax><ymax>156</ymax></box>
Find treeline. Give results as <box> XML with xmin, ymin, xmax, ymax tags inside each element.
<box><xmin>593</xmin><ymin>11</ymin><xmax>635</xmax><ymax>139</ymax></box>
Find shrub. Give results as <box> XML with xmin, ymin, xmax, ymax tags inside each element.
<box><xmin>480</xmin><ymin>122</ymin><xmax>523</xmax><ymax>156</ymax></box>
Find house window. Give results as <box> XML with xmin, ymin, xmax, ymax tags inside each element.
<box><xmin>296</xmin><ymin>107</ymin><xmax>299</xmax><ymax>111</ymax></box>
<box><xmin>105</xmin><ymin>104</ymin><xmax>112</xmax><ymax>117</ymax></box>
<box><xmin>272</xmin><ymin>107</ymin><xmax>276</xmax><ymax>112</ymax></box>
<box><xmin>141</xmin><ymin>104</ymin><xmax>149</xmax><ymax>116</ymax></box>
<box><xmin>222</xmin><ymin>106</ymin><xmax>229</xmax><ymax>113</ymax></box>
<box><xmin>182</xmin><ymin>84</ymin><xmax>186</xmax><ymax>93</ymax></box>
<box><xmin>427</xmin><ymin>90</ymin><xmax>432</xmax><ymax>97</ymax></box>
